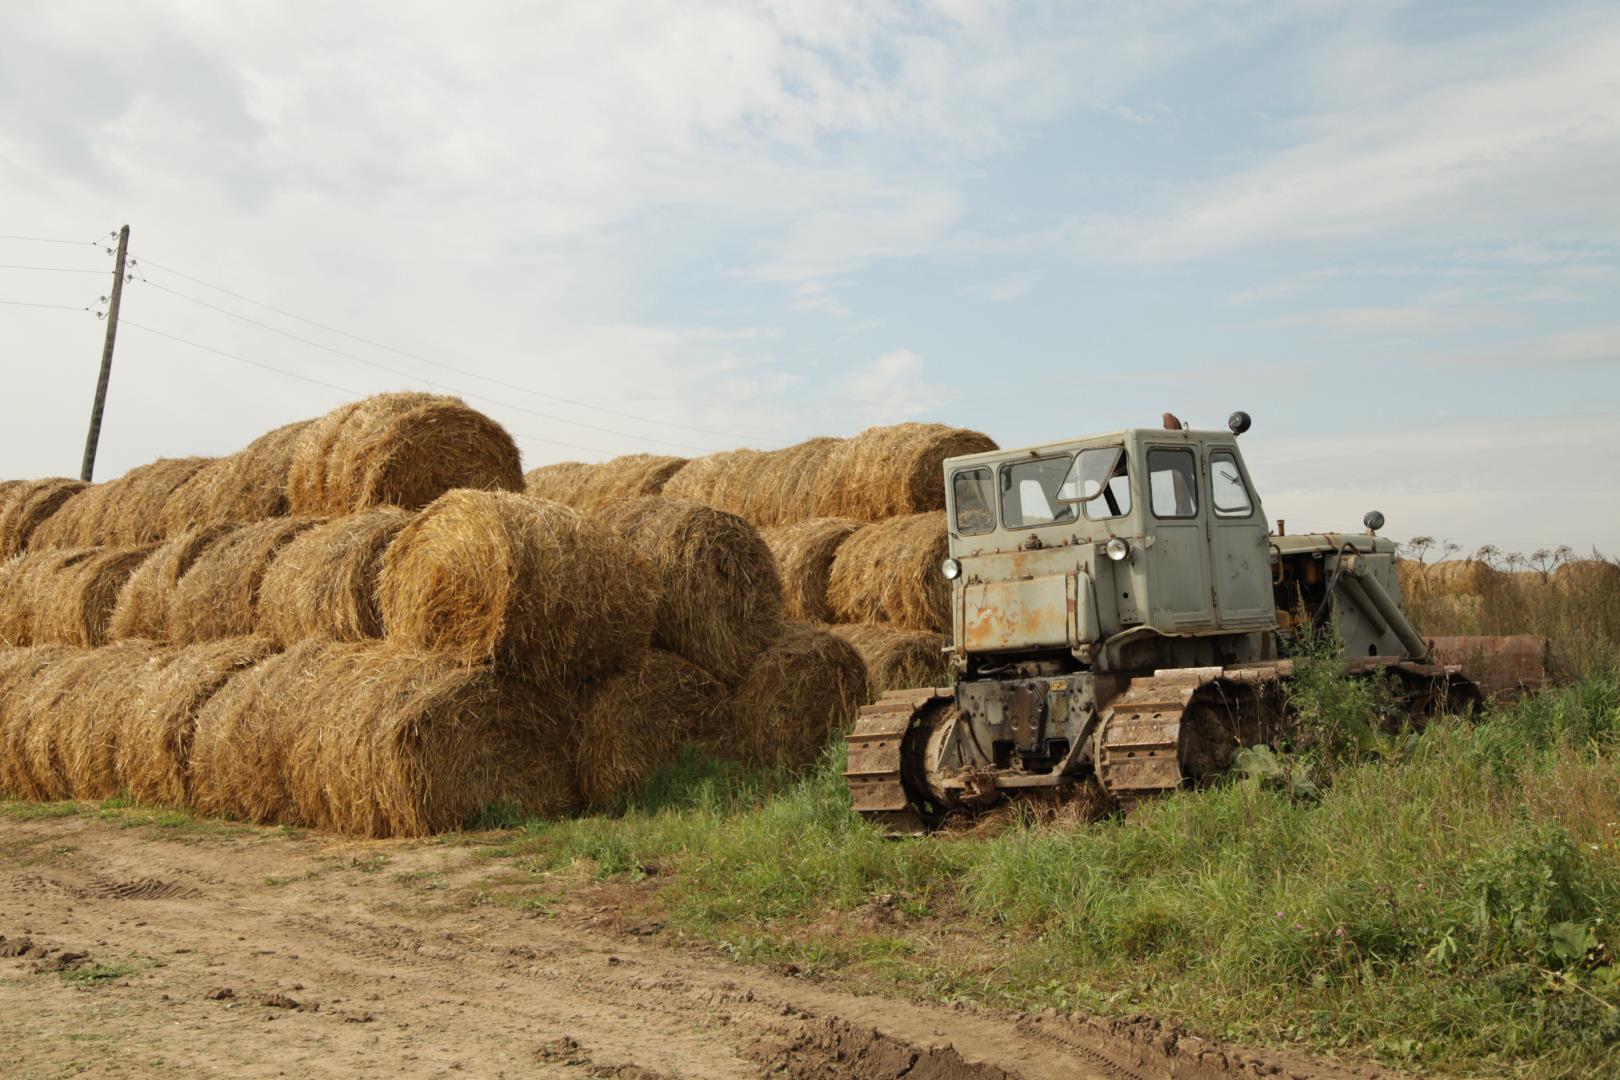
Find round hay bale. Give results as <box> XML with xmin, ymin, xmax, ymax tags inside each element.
<box><xmin>826</xmin><ymin>512</ymin><xmax>950</xmax><ymax>633</ymax></box>
<box><xmin>287</xmin><ymin>393</ymin><xmax>523</xmax><ymax>517</ymax></box>
<box><xmin>192</xmin><ymin>639</ymin><xmax>578</xmax><ymax>835</ymax></box>
<box><xmin>108</xmin><ymin>525</ymin><xmax>235</xmax><ymax>642</ymax></box>
<box><xmin>573</xmin><ymin>648</ymin><xmax>729</xmax><ymax>807</ymax></box>
<box><xmin>826</xmin><ymin>622</ymin><xmax>950</xmax><ymax>700</ymax></box>
<box><xmin>380</xmin><ymin>491</ymin><xmax>654</xmax><ymax>686</ymax></box>
<box><xmin>813</xmin><ymin>423</ymin><xmax>997</xmax><ymax>521</ymax></box>
<box><xmin>0</xmin><ymin>645</ymin><xmax>77</xmax><ymax>798</ymax></box>
<box><xmin>29</xmin><ymin>458</ymin><xmax>213</xmax><ymax>551</ymax></box>
<box><xmin>1425</xmin><ymin>560</ymin><xmax>1504</xmax><ymax>596</ymax></box>
<box><xmin>597</xmin><ymin>497</ymin><xmax>783</xmax><ymax>684</ymax></box>
<box><xmin>257</xmin><ymin>508</ymin><xmax>413</xmax><ymax>646</ymax></box>
<box><xmin>727</xmin><ymin>623</ymin><xmax>868</xmax><ymax>769</ymax></box>
<box><xmin>1394</xmin><ymin>558</ymin><xmax>1428</xmax><ymax>601</ymax></box>
<box><xmin>30</xmin><ymin>546</ymin><xmax>156</xmax><ymax>647</ymax></box>
<box><xmin>0</xmin><ymin>478</ymin><xmax>87</xmax><ymax>558</ymax></box>
<box><xmin>169</xmin><ymin>518</ymin><xmax>321</xmax><ymax>645</ymax></box>
<box><xmin>12</xmin><ymin>647</ymin><xmax>144</xmax><ymax>802</ymax></box>
<box><xmin>1555</xmin><ymin>558</ymin><xmax>1620</xmax><ymax>595</ymax></box>
<box><xmin>0</xmin><ymin>549</ymin><xmax>98</xmax><ymax>647</ymax></box>
<box><xmin>661</xmin><ymin>439</ymin><xmax>840</xmax><ymax>528</ymax></box>
<box><xmin>761</xmin><ymin>518</ymin><xmax>866</xmax><ymax>623</ymax></box>
<box><xmin>524</xmin><ymin>455</ymin><xmax>688</xmax><ymax>514</ymax></box>
<box><xmin>158</xmin><ymin>420</ymin><xmax>315</xmax><ymax>534</ymax></box>
<box><xmin>49</xmin><ymin>641</ymin><xmax>173</xmax><ymax>801</ymax></box>
<box><xmin>116</xmin><ymin>635</ymin><xmax>279</xmax><ymax>808</ymax></box>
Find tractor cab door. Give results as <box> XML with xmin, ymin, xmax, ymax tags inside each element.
<box><xmin>1144</xmin><ymin>446</ymin><xmax>1216</xmax><ymax>629</ymax></box>
<box><xmin>1204</xmin><ymin>447</ymin><xmax>1273</xmax><ymax>626</ymax></box>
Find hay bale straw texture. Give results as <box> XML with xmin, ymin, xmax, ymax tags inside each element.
<box><xmin>30</xmin><ymin>545</ymin><xmax>157</xmax><ymax>647</ymax></box>
<box><xmin>827</xmin><ymin>622</ymin><xmax>950</xmax><ymax>700</ymax></box>
<box><xmin>257</xmin><ymin>507</ymin><xmax>412</xmax><ymax>645</ymax></box>
<box><xmin>827</xmin><ymin>512</ymin><xmax>951</xmax><ymax>634</ymax></box>
<box><xmin>115</xmin><ymin>635</ymin><xmax>280</xmax><ymax>807</ymax></box>
<box><xmin>0</xmin><ymin>478</ymin><xmax>87</xmax><ymax>558</ymax></box>
<box><xmin>726</xmin><ymin>623</ymin><xmax>868</xmax><ymax>769</ymax></box>
<box><xmin>597</xmin><ymin>497</ymin><xmax>784</xmax><ymax>684</ymax></box>
<box><xmin>813</xmin><ymin>423</ymin><xmax>996</xmax><ymax>521</ymax></box>
<box><xmin>381</xmin><ymin>491</ymin><xmax>655</xmax><ymax>686</ymax></box>
<box><xmin>761</xmin><ymin>518</ymin><xmax>866</xmax><ymax>623</ymax></box>
<box><xmin>1425</xmin><ymin>560</ymin><xmax>1504</xmax><ymax>596</ymax></box>
<box><xmin>0</xmin><ymin>645</ymin><xmax>77</xmax><ymax>798</ymax></box>
<box><xmin>0</xmin><ymin>549</ymin><xmax>96</xmax><ymax>647</ymax></box>
<box><xmin>524</xmin><ymin>455</ymin><xmax>688</xmax><ymax>514</ymax></box>
<box><xmin>286</xmin><ymin>393</ymin><xmax>523</xmax><ymax>517</ymax></box>
<box><xmin>158</xmin><ymin>420</ymin><xmax>315</xmax><ymax>534</ymax></box>
<box><xmin>191</xmin><ymin>640</ymin><xmax>577</xmax><ymax>836</ymax></box>
<box><xmin>169</xmin><ymin>518</ymin><xmax>320</xmax><ymax>645</ymax></box>
<box><xmin>29</xmin><ymin>458</ymin><xmax>213</xmax><ymax>551</ymax></box>
<box><xmin>1555</xmin><ymin>559</ymin><xmax>1620</xmax><ymax>594</ymax></box>
<box><xmin>108</xmin><ymin>525</ymin><xmax>235</xmax><ymax>642</ymax></box>
<box><xmin>573</xmin><ymin>648</ymin><xmax>729</xmax><ymax>806</ymax></box>
<box><xmin>661</xmin><ymin>438</ymin><xmax>840</xmax><ymax>528</ymax></box>
<box><xmin>48</xmin><ymin>642</ymin><xmax>174</xmax><ymax>801</ymax></box>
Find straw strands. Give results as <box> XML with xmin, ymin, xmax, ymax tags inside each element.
<box><xmin>257</xmin><ymin>508</ymin><xmax>412</xmax><ymax>645</ymax></box>
<box><xmin>728</xmin><ymin>624</ymin><xmax>868</xmax><ymax>769</ymax></box>
<box><xmin>826</xmin><ymin>512</ymin><xmax>951</xmax><ymax>633</ymax></box>
<box><xmin>287</xmin><ymin>393</ymin><xmax>524</xmax><ymax>517</ymax></box>
<box><xmin>108</xmin><ymin>525</ymin><xmax>234</xmax><ymax>642</ymax></box>
<box><xmin>0</xmin><ymin>549</ymin><xmax>95</xmax><ymax>647</ymax></box>
<box><xmin>524</xmin><ymin>455</ymin><xmax>688</xmax><ymax>514</ymax></box>
<box><xmin>761</xmin><ymin>518</ymin><xmax>865</xmax><ymax>623</ymax></box>
<box><xmin>381</xmin><ymin>491</ymin><xmax>655</xmax><ymax>685</ymax></box>
<box><xmin>169</xmin><ymin>518</ymin><xmax>321</xmax><ymax>645</ymax></box>
<box><xmin>597</xmin><ymin>497</ymin><xmax>783</xmax><ymax>685</ymax></box>
<box><xmin>826</xmin><ymin>622</ymin><xmax>950</xmax><ymax>700</ymax></box>
<box><xmin>30</xmin><ymin>545</ymin><xmax>156</xmax><ymax>647</ymax></box>
<box><xmin>0</xmin><ymin>478</ymin><xmax>87</xmax><ymax>557</ymax></box>
<box><xmin>158</xmin><ymin>420</ymin><xmax>315</xmax><ymax>533</ymax></box>
<box><xmin>661</xmin><ymin>438</ymin><xmax>840</xmax><ymax>528</ymax></box>
<box><xmin>573</xmin><ymin>648</ymin><xmax>729</xmax><ymax>806</ymax></box>
<box><xmin>29</xmin><ymin>458</ymin><xmax>213</xmax><ymax>551</ymax></box>
<box><xmin>0</xmin><ymin>645</ymin><xmax>75</xmax><ymax>798</ymax></box>
<box><xmin>812</xmin><ymin>423</ymin><xmax>997</xmax><ymax>521</ymax></box>
<box><xmin>191</xmin><ymin>640</ymin><xmax>575</xmax><ymax>836</ymax></box>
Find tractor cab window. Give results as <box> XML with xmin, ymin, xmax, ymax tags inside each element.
<box><xmin>951</xmin><ymin>467</ymin><xmax>995</xmax><ymax>536</ymax></box>
<box><xmin>1058</xmin><ymin>446</ymin><xmax>1131</xmax><ymax>521</ymax></box>
<box><xmin>1000</xmin><ymin>455</ymin><xmax>1078</xmax><ymax>529</ymax></box>
<box><xmin>1209</xmin><ymin>451</ymin><xmax>1253</xmax><ymax>517</ymax></box>
<box><xmin>1148</xmin><ymin>448</ymin><xmax>1199</xmax><ymax>518</ymax></box>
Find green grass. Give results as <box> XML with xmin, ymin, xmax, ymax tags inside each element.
<box><xmin>479</xmin><ymin>676</ymin><xmax>1620</xmax><ymax>1077</ymax></box>
<box><xmin>59</xmin><ymin>962</ymin><xmax>134</xmax><ymax>987</ymax></box>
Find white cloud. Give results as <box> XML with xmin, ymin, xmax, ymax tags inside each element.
<box><xmin>964</xmin><ymin>270</ymin><xmax>1042</xmax><ymax>302</ymax></box>
<box><xmin>840</xmin><ymin>348</ymin><xmax>949</xmax><ymax>423</ymax></box>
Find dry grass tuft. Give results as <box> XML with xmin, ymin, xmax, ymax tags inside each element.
<box><xmin>29</xmin><ymin>458</ymin><xmax>213</xmax><ymax>550</ymax></box>
<box><xmin>826</xmin><ymin>512</ymin><xmax>951</xmax><ymax>633</ymax></box>
<box><xmin>0</xmin><ymin>478</ymin><xmax>87</xmax><ymax>558</ymax></box>
<box><xmin>191</xmin><ymin>639</ymin><xmax>577</xmax><ymax>836</ymax></box>
<box><xmin>812</xmin><ymin>423</ymin><xmax>997</xmax><ymax>521</ymax></box>
<box><xmin>108</xmin><ymin>525</ymin><xmax>235</xmax><ymax>642</ymax></box>
<box><xmin>573</xmin><ymin>648</ymin><xmax>729</xmax><ymax>806</ymax></box>
<box><xmin>597</xmin><ymin>497</ymin><xmax>783</xmax><ymax>684</ymax></box>
<box><xmin>726</xmin><ymin>623</ymin><xmax>868</xmax><ymax>770</ymax></box>
<box><xmin>762</xmin><ymin>518</ymin><xmax>866</xmax><ymax>623</ymax></box>
<box><xmin>524</xmin><ymin>455</ymin><xmax>688</xmax><ymax>514</ymax></box>
<box><xmin>257</xmin><ymin>508</ymin><xmax>412</xmax><ymax>645</ymax></box>
<box><xmin>381</xmin><ymin>491</ymin><xmax>655</xmax><ymax>686</ymax></box>
<box><xmin>115</xmin><ymin>636</ymin><xmax>280</xmax><ymax>807</ymax></box>
<box><xmin>825</xmin><ymin>622</ymin><xmax>950</xmax><ymax>701</ymax></box>
<box><xmin>158</xmin><ymin>420</ymin><xmax>315</xmax><ymax>533</ymax></box>
<box><xmin>287</xmin><ymin>393</ymin><xmax>523</xmax><ymax>517</ymax></box>
<box><xmin>29</xmin><ymin>546</ymin><xmax>157</xmax><ymax>647</ymax></box>
<box><xmin>169</xmin><ymin>518</ymin><xmax>321</xmax><ymax>645</ymax></box>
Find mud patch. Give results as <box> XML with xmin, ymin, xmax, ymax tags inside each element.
<box><xmin>744</xmin><ymin>1014</ymin><xmax>1020</xmax><ymax>1080</ymax></box>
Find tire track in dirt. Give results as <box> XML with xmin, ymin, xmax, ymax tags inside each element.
<box><xmin>0</xmin><ymin>814</ymin><xmax>1400</xmax><ymax>1079</ymax></box>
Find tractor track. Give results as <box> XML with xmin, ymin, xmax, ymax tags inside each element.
<box><xmin>1</xmin><ymin>814</ymin><xmax>1398</xmax><ymax>1079</ymax></box>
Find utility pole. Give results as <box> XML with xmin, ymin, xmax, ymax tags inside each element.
<box><xmin>80</xmin><ymin>224</ymin><xmax>129</xmax><ymax>482</ymax></box>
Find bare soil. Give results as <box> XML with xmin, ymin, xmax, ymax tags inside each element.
<box><xmin>0</xmin><ymin>813</ymin><xmax>1400</xmax><ymax>1079</ymax></box>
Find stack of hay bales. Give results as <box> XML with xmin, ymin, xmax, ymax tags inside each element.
<box><xmin>524</xmin><ymin>454</ymin><xmax>687</xmax><ymax>514</ymax></box>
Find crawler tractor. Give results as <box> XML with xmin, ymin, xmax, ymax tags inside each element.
<box><xmin>844</xmin><ymin>412</ymin><xmax>1541</xmax><ymax>831</ymax></box>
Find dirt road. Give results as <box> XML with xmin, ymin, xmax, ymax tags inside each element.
<box><xmin>0</xmin><ymin>813</ymin><xmax>1391</xmax><ymax>1079</ymax></box>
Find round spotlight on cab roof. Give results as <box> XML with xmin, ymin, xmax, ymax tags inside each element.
<box><xmin>1228</xmin><ymin>410</ymin><xmax>1252</xmax><ymax>435</ymax></box>
<box><xmin>1105</xmin><ymin>537</ymin><xmax>1131</xmax><ymax>562</ymax></box>
<box><xmin>941</xmin><ymin>557</ymin><xmax>962</xmax><ymax>580</ymax></box>
<box><xmin>1363</xmin><ymin>510</ymin><xmax>1386</xmax><ymax>533</ymax></box>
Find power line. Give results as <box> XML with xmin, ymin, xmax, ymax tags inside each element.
<box><xmin>131</xmin><ymin>254</ymin><xmax>784</xmax><ymax>445</ymax></box>
<box><xmin>0</xmin><ymin>298</ymin><xmax>96</xmax><ymax>312</ymax></box>
<box><xmin>131</xmin><ymin>274</ymin><xmax>725</xmax><ymax>454</ymax></box>
<box><xmin>0</xmin><ymin>233</ymin><xmax>109</xmax><ymax>247</ymax></box>
<box><xmin>120</xmin><ymin>319</ymin><xmax>613</xmax><ymax>459</ymax></box>
<box><xmin>0</xmin><ymin>264</ymin><xmax>110</xmax><ymax>274</ymax></box>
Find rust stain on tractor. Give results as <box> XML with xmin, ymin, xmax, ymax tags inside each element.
<box><xmin>963</xmin><ymin>575</ymin><xmax>1072</xmax><ymax>652</ymax></box>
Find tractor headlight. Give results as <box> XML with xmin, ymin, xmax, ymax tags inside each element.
<box><xmin>1105</xmin><ymin>537</ymin><xmax>1131</xmax><ymax>562</ymax></box>
<box><xmin>941</xmin><ymin>557</ymin><xmax>962</xmax><ymax>581</ymax></box>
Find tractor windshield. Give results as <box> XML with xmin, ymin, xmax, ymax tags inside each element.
<box><xmin>1058</xmin><ymin>447</ymin><xmax>1128</xmax><ymax>520</ymax></box>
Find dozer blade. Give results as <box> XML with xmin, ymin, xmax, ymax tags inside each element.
<box><xmin>1427</xmin><ymin>635</ymin><xmax>1550</xmax><ymax>699</ymax></box>
<box><xmin>844</xmin><ymin>687</ymin><xmax>950</xmax><ymax>836</ymax></box>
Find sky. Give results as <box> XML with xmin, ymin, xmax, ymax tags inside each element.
<box><xmin>1</xmin><ymin>0</ymin><xmax>1616</xmax><ymax>557</ymax></box>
